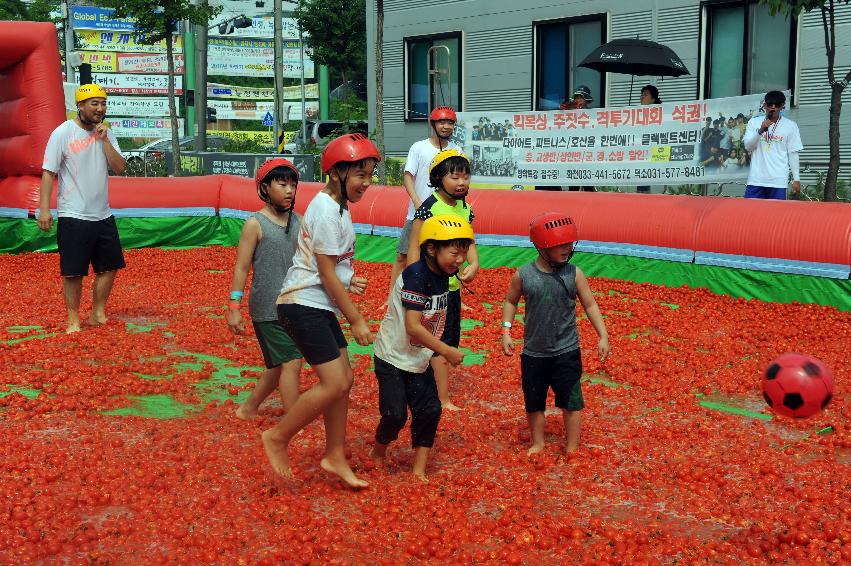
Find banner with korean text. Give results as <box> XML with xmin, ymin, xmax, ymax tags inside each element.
<box><xmin>207</xmin><ymin>38</ymin><xmax>313</xmax><ymax>78</ymax></box>
<box><xmin>81</xmin><ymin>72</ymin><xmax>183</xmax><ymax>95</ymax></box>
<box><xmin>455</xmin><ymin>93</ymin><xmax>769</xmax><ymax>186</ymax></box>
<box><xmin>108</xmin><ymin>118</ymin><xmax>184</xmax><ymax>138</ymax></box>
<box><xmin>207</xmin><ymin>82</ymin><xmax>318</xmax><ymax>101</ymax></box>
<box><xmin>207</xmin><ymin>100</ymin><xmax>318</xmax><ymax>120</ymax></box>
<box><xmin>107</xmin><ymin>97</ymin><xmax>179</xmax><ymax>117</ymax></box>
<box><xmin>208</xmin><ymin>15</ymin><xmax>300</xmax><ymax>39</ymax></box>
<box><xmin>116</xmin><ymin>53</ymin><xmax>185</xmax><ymax>74</ymax></box>
<box><xmin>76</xmin><ymin>29</ymin><xmax>183</xmax><ymax>54</ymax></box>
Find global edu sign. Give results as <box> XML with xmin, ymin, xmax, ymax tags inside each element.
<box><xmin>70</xmin><ymin>6</ymin><xmax>180</xmax><ymax>32</ymax></box>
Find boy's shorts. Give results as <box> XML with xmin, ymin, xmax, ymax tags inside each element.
<box><xmin>744</xmin><ymin>185</ymin><xmax>787</xmax><ymax>200</ymax></box>
<box><xmin>57</xmin><ymin>216</ymin><xmax>126</xmax><ymax>277</ymax></box>
<box><xmin>252</xmin><ymin>320</ymin><xmax>302</xmax><ymax>369</ymax></box>
<box><xmin>396</xmin><ymin>220</ymin><xmax>414</xmax><ymax>255</ymax></box>
<box><xmin>520</xmin><ymin>348</ymin><xmax>584</xmax><ymax>413</ymax></box>
<box><xmin>439</xmin><ymin>289</ymin><xmax>462</xmax><ymax>348</ymax></box>
<box><xmin>277</xmin><ymin>303</ymin><xmax>347</xmax><ymax>366</ymax></box>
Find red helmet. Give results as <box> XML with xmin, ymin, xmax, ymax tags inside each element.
<box><xmin>429</xmin><ymin>106</ymin><xmax>457</xmax><ymax>122</ymax></box>
<box><xmin>530</xmin><ymin>213</ymin><xmax>578</xmax><ymax>249</ymax></box>
<box><xmin>255</xmin><ymin>158</ymin><xmax>298</xmax><ymax>188</ymax></box>
<box><xmin>320</xmin><ymin>133</ymin><xmax>381</xmax><ymax>173</ymax></box>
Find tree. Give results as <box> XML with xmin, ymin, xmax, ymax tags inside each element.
<box><xmin>100</xmin><ymin>0</ymin><xmax>221</xmax><ymax>176</ymax></box>
<box><xmin>374</xmin><ymin>0</ymin><xmax>385</xmax><ymax>183</ymax></box>
<box><xmin>1</xmin><ymin>0</ymin><xmax>58</xmax><ymax>22</ymax></box>
<box><xmin>294</xmin><ymin>0</ymin><xmax>366</xmax><ymax>125</ymax></box>
<box><xmin>761</xmin><ymin>0</ymin><xmax>850</xmax><ymax>202</ymax></box>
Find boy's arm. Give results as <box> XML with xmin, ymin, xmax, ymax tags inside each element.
<box><xmin>316</xmin><ymin>252</ymin><xmax>373</xmax><ymax>346</ymax></box>
<box><xmin>404</xmin><ymin>309</ymin><xmax>464</xmax><ymax>366</ymax></box>
<box><xmin>500</xmin><ymin>270</ymin><xmax>522</xmax><ymax>355</ymax></box>
<box><xmin>38</xmin><ymin>170</ymin><xmax>56</xmax><ymax>232</ymax></box>
<box><xmin>575</xmin><ymin>268</ymin><xmax>610</xmax><ymax>361</ymax></box>
<box><xmin>742</xmin><ymin>120</ymin><xmax>760</xmax><ymax>153</ymax></box>
<box><xmin>406</xmin><ymin>219</ymin><xmax>424</xmax><ymax>265</ymax></box>
<box><xmin>458</xmin><ymin>241</ymin><xmax>480</xmax><ymax>283</ymax></box>
<box><xmin>226</xmin><ymin>218</ymin><xmax>260</xmax><ymax>333</ymax></box>
<box><xmin>403</xmin><ymin>172</ymin><xmax>421</xmax><ymax>209</ymax></box>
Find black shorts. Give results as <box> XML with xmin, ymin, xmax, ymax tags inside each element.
<box><xmin>57</xmin><ymin>216</ymin><xmax>125</xmax><ymax>277</ymax></box>
<box><xmin>439</xmin><ymin>289</ymin><xmax>462</xmax><ymax>348</ymax></box>
<box><xmin>277</xmin><ymin>303</ymin><xmax>347</xmax><ymax>366</ymax></box>
<box><xmin>520</xmin><ymin>348</ymin><xmax>584</xmax><ymax>413</ymax></box>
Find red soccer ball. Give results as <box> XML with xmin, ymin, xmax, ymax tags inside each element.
<box><xmin>761</xmin><ymin>353</ymin><xmax>834</xmax><ymax>418</ymax></box>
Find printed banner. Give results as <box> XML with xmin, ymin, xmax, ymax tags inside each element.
<box><xmin>116</xmin><ymin>53</ymin><xmax>185</xmax><ymax>74</ymax></box>
<box><xmin>208</xmin><ymin>38</ymin><xmax>313</xmax><ymax>78</ymax></box>
<box><xmin>209</xmin><ymin>15</ymin><xmax>300</xmax><ymax>39</ymax></box>
<box><xmin>207</xmin><ymin>82</ymin><xmax>318</xmax><ymax>101</ymax></box>
<box><xmin>76</xmin><ymin>29</ymin><xmax>183</xmax><ymax>54</ymax></box>
<box><xmin>107</xmin><ymin>96</ymin><xmax>178</xmax><ymax>117</ymax></box>
<box><xmin>171</xmin><ymin>151</ymin><xmax>316</xmax><ymax>181</ymax></box>
<box><xmin>82</xmin><ymin>72</ymin><xmax>183</xmax><ymax>95</ymax></box>
<box><xmin>79</xmin><ymin>52</ymin><xmax>117</xmax><ymax>73</ymax></box>
<box><xmin>70</xmin><ymin>6</ymin><xmax>139</xmax><ymax>31</ymax></box>
<box><xmin>109</xmin><ymin>118</ymin><xmax>184</xmax><ymax>138</ymax></box>
<box><xmin>455</xmin><ymin>93</ymin><xmax>772</xmax><ymax>186</ymax></box>
<box><xmin>208</xmin><ymin>100</ymin><xmax>319</xmax><ymax>120</ymax></box>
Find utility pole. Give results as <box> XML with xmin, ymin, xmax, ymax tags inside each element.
<box><xmin>62</xmin><ymin>0</ymin><xmax>76</xmax><ymax>82</ymax></box>
<box><xmin>299</xmin><ymin>17</ymin><xmax>306</xmax><ymax>143</ymax></box>
<box><xmin>273</xmin><ymin>0</ymin><xmax>284</xmax><ymax>153</ymax></box>
<box><xmin>194</xmin><ymin>14</ymin><xmax>208</xmax><ymax>152</ymax></box>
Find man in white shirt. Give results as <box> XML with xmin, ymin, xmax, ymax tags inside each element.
<box><xmin>743</xmin><ymin>91</ymin><xmax>803</xmax><ymax>200</ymax></box>
<box><xmin>381</xmin><ymin>106</ymin><xmax>459</xmax><ymax>308</ymax></box>
<box><xmin>38</xmin><ymin>83</ymin><xmax>127</xmax><ymax>333</ymax></box>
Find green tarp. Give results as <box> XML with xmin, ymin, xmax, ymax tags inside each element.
<box><xmin>2</xmin><ymin>216</ymin><xmax>848</xmax><ymax>311</ymax></box>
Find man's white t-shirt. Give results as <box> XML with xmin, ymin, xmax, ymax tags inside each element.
<box><xmin>745</xmin><ymin>116</ymin><xmax>803</xmax><ymax>188</ymax></box>
<box><xmin>403</xmin><ymin>139</ymin><xmax>459</xmax><ymax>220</ymax></box>
<box><xmin>277</xmin><ymin>192</ymin><xmax>355</xmax><ymax>315</ymax></box>
<box><xmin>42</xmin><ymin>120</ymin><xmax>123</xmax><ymax>221</ymax></box>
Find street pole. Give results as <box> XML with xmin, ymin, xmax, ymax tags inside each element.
<box><xmin>299</xmin><ymin>18</ymin><xmax>306</xmax><ymax>143</ymax></box>
<box><xmin>194</xmin><ymin>16</ymin><xmax>207</xmax><ymax>152</ymax></box>
<box><xmin>273</xmin><ymin>0</ymin><xmax>284</xmax><ymax>153</ymax></box>
<box><xmin>62</xmin><ymin>0</ymin><xmax>75</xmax><ymax>82</ymax></box>
<box><xmin>184</xmin><ymin>20</ymin><xmax>196</xmax><ymax>136</ymax></box>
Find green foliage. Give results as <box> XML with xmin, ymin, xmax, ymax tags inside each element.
<box><xmin>759</xmin><ymin>0</ymin><xmax>844</xmax><ymax>17</ymax></box>
<box><xmin>330</xmin><ymin>97</ymin><xmax>367</xmax><ymax>121</ymax></box>
<box><xmin>382</xmin><ymin>157</ymin><xmax>405</xmax><ymax>186</ymax></box>
<box><xmin>222</xmin><ymin>136</ymin><xmax>271</xmax><ymax>154</ymax></box>
<box><xmin>100</xmin><ymin>0</ymin><xmax>221</xmax><ymax>40</ymax></box>
<box><xmin>1</xmin><ymin>0</ymin><xmax>59</xmax><ymax>21</ymax></box>
<box><xmin>293</xmin><ymin>0</ymin><xmax>365</xmax><ymax>77</ymax></box>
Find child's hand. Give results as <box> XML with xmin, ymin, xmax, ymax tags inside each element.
<box><xmin>443</xmin><ymin>346</ymin><xmax>465</xmax><ymax>367</ymax></box>
<box><xmin>597</xmin><ymin>336</ymin><xmax>610</xmax><ymax>362</ymax></box>
<box><xmin>226</xmin><ymin>309</ymin><xmax>245</xmax><ymax>334</ymax></box>
<box><xmin>351</xmin><ymin>319</ymin><xmax>374</xmax><ymax>346</ymax></box>
<box><xmin>501</xmin><ymin>334</ymin><xmax>515</xmax><ymax>356</ymax></box>
<box><xmin>349</xmin><ymin>276</ymin><xmax>368</xmax><ymax>296</ymax></box>
<box><xmin>458</xmin><ymin>262</ymin><xmax>478</xmax><ymax>283</ymax></box>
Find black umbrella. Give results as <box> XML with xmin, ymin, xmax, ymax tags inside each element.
<box><xmin>579</xmin><ymin>38</ymin><xmax>690</xmax><ymax>104</ymax></box>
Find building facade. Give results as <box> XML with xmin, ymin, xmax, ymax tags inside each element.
<box><xmin>366</xmin><ymin>0</ymin><xmax>850</xmax><ymax>186</ymax></box>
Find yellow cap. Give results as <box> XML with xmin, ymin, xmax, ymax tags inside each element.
<box><xmin>75</xmin><ymin>84</ymin><xmax>107</xmax><ymax>103</ymax></box>
<box><xmin>428</xmin><ymin>148</ymin><xmax>469</xmax><ymax>175</ymax></box>
<box><xmin>419</xmin><ymin>214</ymin><xmax>474</xmax><ymax>245</ymax></box>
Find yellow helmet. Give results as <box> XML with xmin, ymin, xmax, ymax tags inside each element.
<box><xmin>428</xmin><ymin>148</ymin><xmax>469</xmax><ymax>175</ymax></box>
<box><xmin>419</xmin><ymin>214</ymin><xmax>474</xmax><ymax>245</ymax></box>
<box><xmin>75</xmin><ymin>84</ymin><xmax>107</xmax><ymax>103</ymax></box>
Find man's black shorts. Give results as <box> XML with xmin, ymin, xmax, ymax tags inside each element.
<box><xmin>277</xmin><ymin>303</ymin><xmax>347</xmax><ymax>366</ymax></box>
<box><xmin>520</xmin><ymin>348</ymin><xmax>584</xmax><ymax>413</ymax></box>
<box><xmin>57</xmin><ymin>216</ymin><xmax>126</xmax><ymax>277</ymax></box>
<box><xmin>439</xmin><ymin>288</ymin><xmax>462</xmax><ymax>348</ymax></box>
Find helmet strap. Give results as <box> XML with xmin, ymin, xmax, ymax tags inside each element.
<box><xmin>336</xmin><ymin>168</ymin><xmax>350</xmax><ymax>217</ymax></box>
<box><xmin>535</xmin><ymin>245</ymin><xmax>574</xmax><ymax>269</ymax></box>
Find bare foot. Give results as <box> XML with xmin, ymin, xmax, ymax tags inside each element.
<box><xmin>441</xmin><ymin>401</ymin><xmax>462</xmax><ymax>412</ymax></box>
<box><xmin>412</xmin><ymin>471</ymin><xmax>429</xmax><ymax>483</ymax></box>
<box><xmin>66</xmin><ymin>321</ymin><xmax>81</xmax><ymax>334</ymax></box>
<box><xmin>320</xmin><ymin>456</ymin><xmax>369</xmax><ymax>489</ymax></box>
<box><xmin>88</xmin><ymin>312</ymin><xmax>108</xmax><ymax>325</ymax></box>
<box><xmin>261</xmin><ymin>429</ymin><xmax>294</xmax><ymax>479</ymax></box>
<box><xmin>235</xmin><ymin>405</ymin><xmax>258</xmax><ymax>420</ymax></box>
<box><xmin>527</xmin><ymin>443</ymin><xmax>545</xmax><ymax>456</ymax></box>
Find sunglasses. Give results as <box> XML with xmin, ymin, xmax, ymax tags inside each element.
<box><xmin>764</xmin><ymin>102</ymin><xmax>783</xmax><ymax>107</ymax></box>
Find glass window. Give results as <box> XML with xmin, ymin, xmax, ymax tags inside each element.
<box><xmin>405</xmin><ymin>33</ymin><xmax>461</xmax><ymax>120</ymax></box>
<box><xmin>706</xmin><ymin>1</ymin><xmax>795</xmax><ymax>98</ymax></box>
<box><xmin>535</xmin><ymin>16</ymin><xmax>605</xmax><ymax>110</ymax></box>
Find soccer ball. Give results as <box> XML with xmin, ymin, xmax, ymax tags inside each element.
<box><xmin>761</xmin><ymin>353</ymin><xmax>834</xmax><ymax>418</ymax></box>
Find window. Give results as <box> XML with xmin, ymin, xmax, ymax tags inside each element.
<box><xmin>405</xmin><ymin>33</ymin><xmax>461</xmax><ymax>121</ymax></box>
<box><xmin>704</xmin><ymin>1</ymin><xmax>796</xmax><ymax>98</ymax></box>
<box><xmin>535</xmin><ymin>15</ymin><xmax>606</xmax><ymax>111</ymax></box>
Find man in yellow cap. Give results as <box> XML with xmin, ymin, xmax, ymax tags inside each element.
<box><xmin>39</xmin><ymin>83</ymin><xmax>127</xmax><ymax>334</ymax></box>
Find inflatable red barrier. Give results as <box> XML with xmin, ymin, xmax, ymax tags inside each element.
<box><xmin>0</xmin><ymin>22</ymin><xmax>66</xmax><ymax>178</ymax></box>
<box><xmin>107</xmin><ymin>176</ymin><xmax>225</xmax><ymax>212</ymax></box>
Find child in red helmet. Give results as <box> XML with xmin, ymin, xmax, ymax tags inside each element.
<box><xmin>382</xmin><ymin>105</ymin><xmax>460</xmax><ymax>311</ymax></box>
<box><xmin>265</xmin><ymin>134</ymin><xmax>380</xmax><ymax>489</ymax></box>
<box><xmin>227</xmin><ymin>159</ymin><xmax>303</xmax><ymax>421</ymax></box>
<box><xmin>501</xmin><ymin>213</ymin><xmax>610</xmax><ymax>455</ymax></box>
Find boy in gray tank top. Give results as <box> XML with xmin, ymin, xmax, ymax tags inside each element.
<box><xmin>226</xmin><ymin>159</ymin><xmax>303</xmax><ymax>420</ymax></box>
<box><xmin>501</xmin><ymin>213</ymin><xmax>610</xmax><ymax>455</ymax></box>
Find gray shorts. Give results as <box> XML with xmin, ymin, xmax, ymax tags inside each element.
<box><xmin>397</xmin><ymin>219</ymin><xmax>414</xmax><ymax>255</ymax></box>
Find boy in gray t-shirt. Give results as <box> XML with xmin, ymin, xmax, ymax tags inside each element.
<box><xmin>501</xmin><ymin>213</ymin><xmax>610</xmax><ymax>455</ymax></box>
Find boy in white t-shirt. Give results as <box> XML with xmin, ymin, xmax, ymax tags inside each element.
<box><xmin>381</xmin><ymin>106</ymin><xmax>459</xmax><ymax>309</ymax></box>
<box><xmin>371</xmin><ymin>215</ymin><xmax>473</xmax><ymax>480</ymax></box>
<box><xmin>38</xmin><ymin>84</ymin><xmax>127</xmax><ymax>334</ymax></box>
<box><xmin>743</xmin><ymin>91</ymin><xmax>803</xmax><ymax>200</ymax></box>
<box><xmin>265</xmin><ymin>134</ymin><xmax>380</xmax><ymax>489</ymax></box>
